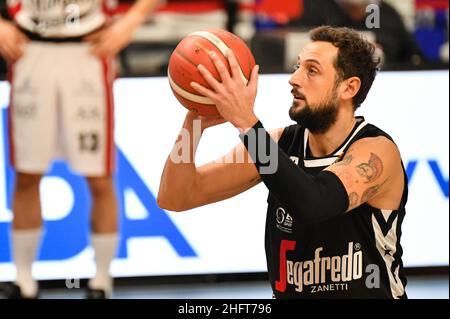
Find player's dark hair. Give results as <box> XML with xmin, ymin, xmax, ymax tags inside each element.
<box><xmin>310</xmin><ymin>26</ymin><xmax>380</xmax><ymax>110</ymax></box>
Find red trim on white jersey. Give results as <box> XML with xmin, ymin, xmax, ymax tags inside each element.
<box><xmin>7</xmin><ymin>66</ymin><xmax>16</xmax><ymax>167</ymax></box>
<box><xmin>101</xmin><ymin>58</ymin><xmax>115</xmax><ymax>175</ymax></box>
<box><xmin>7</xmin><ymin>1</ymin><xmax>22</xmax><ymax>19</ymax></box>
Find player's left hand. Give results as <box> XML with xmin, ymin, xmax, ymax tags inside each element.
<box><xmin>84</xmin><ymin>20</ymin><xmax>134</xmax><ymax>59</ymax></box>
<box><xmin>190</xmin><ymin>50</ymin><xmax>260</xmax><ymax>132</ymax></box>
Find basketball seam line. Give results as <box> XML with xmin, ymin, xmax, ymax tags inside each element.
<box><xmin>168</xmin><ymin>72</ymin><xmax>215</xmax><ymax>105</ymax></box>
<box><xmin>173</xmin><ymin>50</ymin><xmax>213</xmax><ymax>96</ymax></box>
<box><xmin>189</xmin><ymin>31</ymin><xmax>248</xmax><ymax>84</ymax></box>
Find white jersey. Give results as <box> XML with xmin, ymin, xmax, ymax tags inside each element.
<box><xmin>7</xmin><ymin>0</ymin><xmax>110</xmax><ymax>38</ymax></box>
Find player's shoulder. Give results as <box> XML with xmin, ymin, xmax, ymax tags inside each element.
<box><xmin>268</xmin><ymin>124</ymin><xmax>299</xmax><ymax>144</ymax></box>
<box><xmin>277</xmin><ymin>123</ymin><xmax>302</xmax><ymax>142</ymax></box>
<box><xmin>353</xmin><ymin>120</ymin><xmax>400</xmax><ymax>153</ymax></box>
<box><xmin>348</xmin><ymin>135</ymin><xmax>401</xmax><ymax>163</ymax></box>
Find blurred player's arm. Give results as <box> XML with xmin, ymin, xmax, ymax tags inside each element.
<box><xmin>157</xmin><ymin>112</ymin><xmax>284</xmax><ymax>211</ymax></box>
<box><xmin>85</xmin><ymin>0</ymin><xmax>163</xmax><ymax>58</ymax></box>
<box><xmin>0</xmin><ymin>15</ymin><xmax>28</xmax><ymax>63</ymax></box>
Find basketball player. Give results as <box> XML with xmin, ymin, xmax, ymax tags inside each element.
<box><xmin>0</xmin><ymin>0</ymin><xmax>160</xmax><ymax>299</ymax></box>
<box><xmin>158</xmin><ymin>26</ymin><xmax>408</xmax><ymax>298</ymax></box>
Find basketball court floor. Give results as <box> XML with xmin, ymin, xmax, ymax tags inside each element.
<box><xmin>4</xmin><ymin>274</ymin><xmax>445</xmax><ymax>299</ymax></box>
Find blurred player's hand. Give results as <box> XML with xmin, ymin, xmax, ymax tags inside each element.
<box><xmin>0</xmin><ymin>20</ymin><xmax>29</xmax><ymax>63</ymax></box>
<box><xmin>84</xmin><ymin>20</ymin><xmax>134</xmax><ymax>59</ymax></box>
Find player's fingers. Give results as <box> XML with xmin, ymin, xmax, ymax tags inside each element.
<box><xmin>84</xmin><ymin>30</ymin><xmax>104</xmax><ymax>42</ymax></box>
<box><xmin>0</xmin><ymin>46</ymin><xmax>14</xmax><ymax>63</ymax></box>
<box><xmin>208</xmin><ymin>51</ymin><xmax>231</xmax><ymax>84</ymax></box>
<box><xmin>196</xmin><ymin>64</ymin><xmax>222</xmax><ymax>93</ymax></box>
<box><xmin>17</xmin><ymin>32</ymin><xmax>29</xmax><ymax>44</ymax></box>
<box><xmin>89</xmin><ymin>45</ymin><xmax>102</xmax><ymax>58</ymax></box>
<box><xmin>248</xmin><ymin>65</ymin><xmax>259</xmax><ymax>91</ymax></box>
<box><xmin>90</xmin><ymin>40</ymin><xmax>112</xmax><ymax>58</ymax></box>
<box><xmin>225</xmin><ymin>50</ymin><xmax>243</xmax><ymax>83</ymax></box>
<box><xmin>96</xmin><ymin>41</ymin><xmax>115</xmax><ymax>57</ymax></box>
<box><xmin>102</xmin><ymin>38</ymin><xmax>124</xmax><ymax>57</ymax></box>
<box><xmin>190</xmin><ymin>81</ymin><xmax>217</xmax><ymax>100</ymax></box>
<box><xmin>14</xmin><ymin>32</ymin><xmax>28</xmax><ymax>56</ymax></box>
<box><xmin>3</xmin><ymin>41</ymin><xmax>22</xmax><ymax>62</ymax></box>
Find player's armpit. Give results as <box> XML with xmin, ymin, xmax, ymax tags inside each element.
<box><xmin>325</xmin><ymin>136</ymin><xmax>404</xmax><ymax>212</ymax></box>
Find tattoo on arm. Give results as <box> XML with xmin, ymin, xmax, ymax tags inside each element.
<box><xmin>356</xmin><ymin>152</ymin><xmax>383</xmax><ymax>183</ymax></box>
<box><xmin>348</xmin><ymin>192</ymin><xmax>359</xmax><ymax>209</ymax></box>
<box><xmin>361</xmin><ymin>178</ymin><xmax>389</xmax><ymax>203</ymax></box>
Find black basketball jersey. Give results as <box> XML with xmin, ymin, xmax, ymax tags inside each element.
<box><xmin>266</xmin><ymin>116</ymin><xmax>408</xmax><ymax>299</ymax></box>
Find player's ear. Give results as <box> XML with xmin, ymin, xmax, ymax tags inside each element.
<box><xmin>341</xmin><ymin>76</ymin><xmax>361</xmax><ymax>101</ymax></box>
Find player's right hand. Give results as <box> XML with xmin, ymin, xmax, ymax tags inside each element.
<box><xmin>186</xmin><ymin>110</ymin><xmax>226</xmax><ymax>132</ymax></box>
<box><xmin>0</xmin><ymin>20</ymin><xmax>29</xmax><ymax>63</ymax></box>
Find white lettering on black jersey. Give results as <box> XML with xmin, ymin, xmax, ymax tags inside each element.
<box><xmin>267</xmin><ymin>117</ymin><xmax>408</xmax><ymax>299</ymax></box>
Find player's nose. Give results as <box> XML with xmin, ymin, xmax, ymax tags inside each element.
<box><xmin>289</xmin><ymin>71</ymin><xmax>302</xmax><ymax>88</ymax></box>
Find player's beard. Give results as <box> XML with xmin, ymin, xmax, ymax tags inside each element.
<box><xmin>289</xmin><ymin>86</ymin><xmax>340</xmax><ymax>134</ymax></box>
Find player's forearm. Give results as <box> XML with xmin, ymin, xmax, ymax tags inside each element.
<box><xmin>157</xmin><ymin>160</ymin><xmax>197</xmax><ymax>211</ymax></box>
<box><xmin>120</xmin><ymin>0</ymin><xmax>162</xmax><ymax>31</ymax></box>
<box><xmin>157</xmin><ymin>116</ymin><xmax>203</xmax><ymax>211</ymax></box>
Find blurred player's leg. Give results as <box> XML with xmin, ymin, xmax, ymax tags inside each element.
<box><xmin>86</xmin><ymin>176</ymin><xmax>118</xmax><ymax>298</ymax></box>
<box><xmin>6</xmin><ymin>42</ymin><xmax>58</xmax><ymax>299</ymax></box>
<box><xmin>11</xmin><ymin>173</ymin><xmax>43</xmax><ymax>298</ymax></box>
<box><xmin>58</xmin><ymin>44</ymin><xmax>118</xmax><ymax>298</ymax></box>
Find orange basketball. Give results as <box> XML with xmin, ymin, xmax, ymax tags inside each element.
<box><xmin>168</xmin><ymin>29</ymin><xmax>256</xmax><ymax>117</ymax></box>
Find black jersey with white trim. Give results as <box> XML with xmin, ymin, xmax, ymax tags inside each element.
<box><xmin>266</xmin><ymin>116</ymin><xmax>408</xmax><ymax>299</ymax></box>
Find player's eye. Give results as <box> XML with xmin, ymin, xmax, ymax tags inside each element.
<box><xmin>308</xmin><ymin>68</ymin><xmax>317</xmax><ymax>75</ymax></box>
